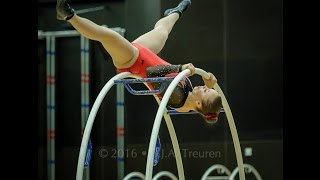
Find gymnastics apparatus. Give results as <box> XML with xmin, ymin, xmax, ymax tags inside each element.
<box><xmin>76</xmin><ymin>68</ymin><xmax>261</xmax><ymax>180</ymax></box>
<box><xmin>38</xmin><ymin>29</ymin><xmax>261</xmax><ymax>180</ymax></box>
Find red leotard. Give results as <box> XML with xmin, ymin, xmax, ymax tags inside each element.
<box><xmin>117</xmin><ymin>43</ymin><xmax>171</xmax><ymax>78</ymax></box>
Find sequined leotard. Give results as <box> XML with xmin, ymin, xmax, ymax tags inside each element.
<box><xmin>117</xmin><ymin>43</ymin><xmax>193</xmax><ymax>108</ymax></box>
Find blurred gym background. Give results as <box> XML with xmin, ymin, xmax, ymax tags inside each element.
<box><xmin>37</xmin><ymin>0</ymin><xmax>283</xmax><ymax>179</ymax></box>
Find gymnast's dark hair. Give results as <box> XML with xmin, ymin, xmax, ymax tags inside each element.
<box><xmin>196</xmin><ymin>95</ymin><xmax>222</xmax><ymax>124</ymax></box>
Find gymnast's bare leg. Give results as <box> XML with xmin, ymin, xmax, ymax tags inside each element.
<box><xmin>56</xmin><ymin>0</ymin><xmax>138</xmax><ymax>69</ymax></box>
<box><xmin>133</xmin><ymin>0</ymin><xmax>191</xmax><ymax>54</ymax></box>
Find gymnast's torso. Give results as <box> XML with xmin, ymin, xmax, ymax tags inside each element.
<box><xmin>146</xmin><ymin>65</ymin><xmax>193</xmax><ymax>109</ymax></box>
<box><xmin>117</xmin><ymin>42</ymin><xmax>193</xmax><ymax>109</ymax></box>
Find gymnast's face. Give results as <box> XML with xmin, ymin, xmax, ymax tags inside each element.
<box><xmin>192</xmin><ymin>86</ymin><xmax>222</xmax><ymax>123</ymax></box>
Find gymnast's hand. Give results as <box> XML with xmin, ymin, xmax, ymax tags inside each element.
<box><xmin>202</xmin><ymin>72</ymin><xmax>217</xmax><ymax>89</ymax></box>
<box><xmin>181</xmin><ymin>63</ymin><xmax>195</xmax><ymax>76</ymax></box>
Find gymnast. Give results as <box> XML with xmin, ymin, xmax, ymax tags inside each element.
<box><xmin>56</xmin><ymin>0</ymin><xmax>222</xmax><ymax>124</ymax></box>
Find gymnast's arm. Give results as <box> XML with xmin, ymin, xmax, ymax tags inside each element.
<box><xmin>146</xmin><ymin>63</ymin><xmax>195</xmax><ymax>77</ymax></box>
<box><xmin>202</xmin><ymin>72</ymin><xmax>217</xmax><ymax>89</ymax></box>
<box><xmin>146</xmin><ymin>64</ymin><xmax>181</xmax><ymax>77</ymax></box>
